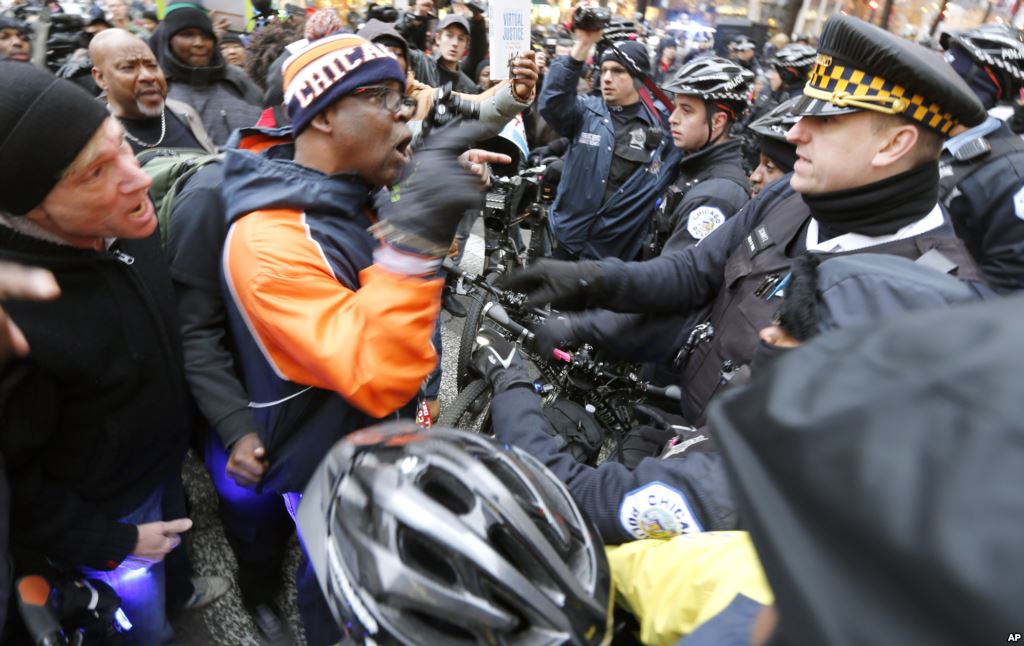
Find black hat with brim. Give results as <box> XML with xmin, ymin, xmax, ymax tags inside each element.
<box><xmin>794</xmin><ymin>15</ymin><xmax>986</xmax><ymax>135</ymax></box>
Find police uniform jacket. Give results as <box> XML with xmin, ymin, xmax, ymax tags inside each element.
<box><xmin>590</xmin><ymin>178</ymin><xmax>987</xmax><ymax>425</ymax></box>
<box><xmin>648</xmin><ymin>138</ymin><xmax>750</xmax><ymax>257</ymax></box>
<box><xmin>539</xmin><ymin>55</ymin><xmax>682</xmax><ymax>260</ymax></box>
<box><xmin>489</xmin><ymin>387</ymin><xmax>736</xmax><ymax>544</ymax></box>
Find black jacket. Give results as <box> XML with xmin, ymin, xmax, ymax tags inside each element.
<box><xmin>941</xmin><ymin>118</ymin><xmax>1024</xmax><ymax>293</ymax></box>
<box><xmin>649</xmin><ymin>138</ymin><xmax>750</xmax><ymax>257</ymax></box>
<box><xmin>584</xmin><ymin>179</ymin><xmax>986</xmax><ymax>424</ymax></box>
<box><xmin>710</xmin><ymin>296</ymin><xmax>1024</xmax><ymax>646</ymax></box>
<box><xmin>0</xmin><ymin>228</ymin><xmax>190</xmax><ymax>571</ymax></box>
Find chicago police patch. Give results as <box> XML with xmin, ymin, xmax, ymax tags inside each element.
<box><xmin>618</xmin><ymin>482</ymin><xmax>703</xmax><ymax>540</ymax></box>
<box><xmin>686</xmin><ymin>206</ymin><xmax>726</xmax><ymax>240</ymax></box>
<box><xmin>1014</xmin><ymin>185</ymin><xmax>1024</xmax><ymax>221</ymax></box>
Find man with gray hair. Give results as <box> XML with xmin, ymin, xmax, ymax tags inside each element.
<box><xmin>0</xmin><ymin>61</ymin><xmax>192</xmax><ymax>644</ymax></box>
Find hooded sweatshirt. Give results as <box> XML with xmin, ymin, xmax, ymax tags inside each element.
<box><xmin>150</xmin><ymin>22</ymin><xmax>263</xmax><ymax>144</ymax></box>
<box><xmin>219</xmin><ymin>144</ymin><xmax>442</xmax><ymax>493</ymax></box>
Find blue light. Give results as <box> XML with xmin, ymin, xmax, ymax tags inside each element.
<box><xmin>114</xmin><ymin>608</ymin><xmax>133</xmax><ymax>631</ymax></box>
<box><xmin>120</xmin><ymin>567</ymin><xmax>150</xmax><ymax>583</ymax></box>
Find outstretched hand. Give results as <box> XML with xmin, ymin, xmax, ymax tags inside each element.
<box><xmin>460</xmin><ymin>148</ymin><xmax>512</xmax><ymax>189</ymax></box>
<box><xmin>501</xmin><ymin>258</ymin><xmax>608</xmax><ymax>310</ymax></box>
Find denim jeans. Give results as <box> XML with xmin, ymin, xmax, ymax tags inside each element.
<box><xmin>80</xmin><ymin>486</ymin><xmax>174</xmax><ymax>646</ymax></box>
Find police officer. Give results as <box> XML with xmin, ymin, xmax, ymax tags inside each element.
<box><xmin>538</xmin><ymin>21</ymin><xmax>681</xmax><ymax>261</ymax></box>
<box><xmin>940</xmin><ymin>24</ymin><xmax>1024</xmax><ymax>292</ymax></box>
<box><xmin>508</xmin><ymin>15</ymin><xmax>991</xmax><ymax>426</ymax></box>
<box><xmin>646</xmin><ymin>56</ymin><xmax>753</xmax><ymax>257</ymax></box>
<box><xmin>747</xmin><ymin>96</ymin><xmax>800</xmax><ymax>198</ymax></box>
<box><xmin>765</xmin><ymin>44</ymin><xmax>817</xmax><ymax>107</ymax></box>
<box><xmin>739</xmin><ymin>43</ymin><xmax>816</xmax><ymax>169</ymax></box>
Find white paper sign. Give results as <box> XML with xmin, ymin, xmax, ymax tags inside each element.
<box><xmin>488</xmin><ymin>0</ymin><xmax>531</xmax><ymax>81</ymax></box>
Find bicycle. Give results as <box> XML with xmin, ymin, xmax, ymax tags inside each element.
<box><xmin>441</xmin><ymin>262</ymin><xmax>681</xmax><ymax>464</ymax></box>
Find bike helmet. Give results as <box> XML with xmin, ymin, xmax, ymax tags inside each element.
<box><xmin>664</xmin><ymin>56</ymin><xmax>754</xmax><ymax>147</ymax></box>
<box><xmin>941</xmin><ymin>24</ymin><xmax>1024</xmax><ymax>99</ymax></box>
<box><xmin>768</xmin><ymin>43</ymin><xmax>817</xmax><ymax>86</ymax></box>
<box><xmin>748</xmin><ymin>95</ymin><xmax>802</xmax><ymax>142</ymax></box>
<box><xmin>663</xmin><ymin>55</ymin><xmax>754</xmax><ymax>108</ymax></box>
<box><xmin>602</xmin><ymin>16</ymin><xmax>639</xmax><ymax>43</ymax></box>
<box><xmin>297</xmin><ymin>422</ymin><xmax>613</xmax><ymax>646</ymax></box>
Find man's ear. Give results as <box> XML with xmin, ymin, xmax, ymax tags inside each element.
<box><xmin>91</xmin><ymin>66</ymin><xmax>107</xmax><ymax>92</ymax></box>
<box><xmin>872</xmin><ymin>121</ymin><xmax>919</xmax><ymax>169</ymax></box>
<box><xmin>307</xmin><ymin>106</ymin><xmax>334</xmax><ymax>134</ymax></box>
<box><xmin>712</xmin><ymin>110</ymin><xmax>730</xmax><ymax>139</ymax></box>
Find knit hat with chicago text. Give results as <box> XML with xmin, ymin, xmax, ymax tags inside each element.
<box><xmin>282</xmin><ymin>33</ymin><xmax>405</xmax><ymax>135</ymax></box>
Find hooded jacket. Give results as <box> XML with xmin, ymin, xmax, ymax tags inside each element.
<box><xmin>150</xmin><ymin>22</ymin><xmax>263</xmax><ymax>144</ymax></box>
<box><xmin>219</xmin><ymin>145</ymin><xmax>442</xmax><ymax>494</ymax></box>
<box><xmin>165</xmin><ymin>126</ymin><xmax>289</xmax><ymax>449</ymax></box>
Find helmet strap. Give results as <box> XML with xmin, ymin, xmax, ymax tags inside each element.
<box><xmin>983</xmin><ymin>65</ymin><xmax>1004</xmax><ymax>102</ymax></box>
<box><xmin>700</xmin><ymin>102</ymin><xmax>731</xmax><ymax>151</ymax></box>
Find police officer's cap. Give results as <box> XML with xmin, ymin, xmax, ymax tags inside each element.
<box><xmin>795</xmin><ymin>15</ymin><xmax>986</xmax><ymax>136</ymax></box>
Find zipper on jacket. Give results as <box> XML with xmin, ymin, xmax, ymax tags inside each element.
<box><xmin>112</xmin><ymin>249</ymin><xmax>135</xmax><ymax>265</ymax></box>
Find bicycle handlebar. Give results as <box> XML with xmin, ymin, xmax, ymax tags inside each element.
<box><xmin>645</xmin><ymin>383</ymin><xmax>682</xmax><ymax>402</ymax></box>
<box><xmin>482</xmin><ymin>302</ymin><xmax>534</xmax><ymax>345</ymax></box>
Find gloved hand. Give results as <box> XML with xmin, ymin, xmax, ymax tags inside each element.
<box><xmin>471</xmin><ymin>328</ymin><xmax>533</xmax><ymax>394</ymax></box>
<box><xmin>532</xmin><ymin>314</ymin><xmax>580</xmax><ymax>359</ymax></box>
<box><xmin>501</xmin><ymin>258</ymin><xmax>609</xmax><ymax>310</ymax></box>
<box><xmin>376</xmin><ymin>120</ymin><xmax>493</xmax><ymax>258</ymax></box>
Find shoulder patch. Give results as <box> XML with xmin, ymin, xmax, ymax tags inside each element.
<box><xmin>1014</xmin><ymin>185</ymin><xmax>1024</xmax><ymax>221</ymax></box>
<box><xmin>686</xmin><ymin>206</ymin><xmax>726</xmax><ymax>240</ymax></box>
<box><xmin>618</xmin><ymin>481</ymin><xmax>704</xmax><ymax>540</ymax></box>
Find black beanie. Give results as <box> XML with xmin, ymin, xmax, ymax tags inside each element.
<box><xmin>163</xmin><ymin>3</ymin><xmax>215</xmax><ymax>39</ymax></box>
<box><xmin>0</xmin><ymin>62</ymin><xmax>109</xmax><ymax>215</ymax></box>
<box><xmin>600</xmin><ymin>40</ymin><xmax>651</xmax><ymax>79</ymax></box>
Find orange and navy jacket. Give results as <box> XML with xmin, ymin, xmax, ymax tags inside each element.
<box><xmin>220</xmin><ymin>142</ymin><xmax>442</xmax><ymax>494</ymax></box>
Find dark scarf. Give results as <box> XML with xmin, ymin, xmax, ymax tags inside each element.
<box><xmin>150</xmin><ymin>22</ymin><xmax>226</xmax><ymax>86</ymax></box>
<box><xmin>802</xmin><ymin>160</ymin><xmax>939</xmax><ymax>238</ymax></box>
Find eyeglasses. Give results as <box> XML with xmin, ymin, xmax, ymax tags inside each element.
<box><xmin>352</xmin><ymin>85</ymin><xmax>417</xmax><ymax>114</ymax></box>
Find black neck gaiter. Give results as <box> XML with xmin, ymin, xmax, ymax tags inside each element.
<box><xmin>802</xmin><ymin>161</ymin><xmax>939</xmax><ymax>238</ymax></box>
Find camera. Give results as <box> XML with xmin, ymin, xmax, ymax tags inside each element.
<box><xmin>572</xmin><ymin>6</ymin><xmax>611</xmax><ymax>32</ymax></box>
<box><xmin>425</xmin><ymin>84</ymin><xmax>481</xmax><ymax>129</ymax></box>
<box><xmin>366</xmin><ymin>3</ymin><xmax>400</xmax><ymax>23</ymax></box>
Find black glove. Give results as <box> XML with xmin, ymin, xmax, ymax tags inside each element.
<box><xmin>620</xmin><ymin>425</ymin><xmax>678</xmax><ymax>469</ymax></box>
<box><xmin>501</xmin><ymin>258</ymin><xmax>609</xmax><ymax>310</ymax></box>
<box><xmin>471</xmin><ymin>328</ymin><xmax>533</xmax><ymax>394</ymax></box>
<box><xmin>376</xmin><ymin>120</ymin><xmax>489</xmax><ymax>258</ymax></box>
<box><xmin>533</xmin><ymin>314</ymin><xmax>579</xmax><ymax>359</ymax></box>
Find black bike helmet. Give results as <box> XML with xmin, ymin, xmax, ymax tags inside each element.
<box><xmin>748</xmin><ymin>95</ymin><xmax>800</xmax><ymax>172</ymax></box>
<box><xmin>748</xmin><ymin>95</ymin><xmax>802</xmax><ymax>142</ymax></box>
<box><xmin>941</xmin><ymin>24</ymin><xmax>1024</xmax><ymax>98</ymax></box>
<box><xmin>769</xmin><ymin>43</ymin><xmax>817</xmax><ymax>86</ymax></box>
<box><xmin>664</xmin><ymin>55</ymin><xmax>753</xmax><ymax>148</ymax></box>
<box><xmin>297</xmin><ymin>422</ymin><xmax>613</xmax><ymax>646</ymax></box>
<box><xmin>663</xmin><ymin>55</ymin><xmax>754</xmax><ymax>108</ymax></box>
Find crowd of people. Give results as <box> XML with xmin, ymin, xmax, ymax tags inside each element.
<box><xmin>0</xmin><ymin>0</ymin><xmax>1022</xmax><ymax>644</ymax></box>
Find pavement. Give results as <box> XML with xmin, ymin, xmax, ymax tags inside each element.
<box><xmin>170</xmin><ymin>229</ymin><xmax>489</xmax><ymax>645</ymax></box>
